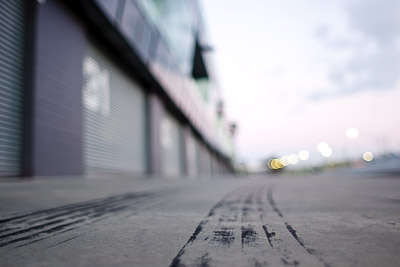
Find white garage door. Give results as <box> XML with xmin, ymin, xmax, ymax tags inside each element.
<box><xmin>160</xmin><ymin>111</ymin><xmax>184</xmax><ymax>176</ymax></box>
<box><xmin>83</xmin><ymin>43</ymin><xmax>147</xmax><ymax>173</ymax></box>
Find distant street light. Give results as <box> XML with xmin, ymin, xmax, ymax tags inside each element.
<box><xmin>280</xmin><ymin>156</ymin><xmax>290</xmax><ymax>166</ymax></box>
<box><xmin>321</xmin><ymin>147</ymin><xmax>333</xmax><ymax>158</ymax></box>
<box><xmin>363</xmin><ymin>152</ymin><xmax>374</xmax><ymax>162</ymax></box>
<box><xmin>317</xmin><ymin>142</ymin><xmax>329</xmax><ymax>152</ymax></box>
<box><xmin>288</xmin><ymin>154</ymin><xmax>299</xmax><ymax>164</ymax></box>
<box><xmin>317</xmin><ymin>142</ymin><xmax>333</xmax><ymax>158</ymax></box>
<box><xmin>346</xmin><ymin>128</ymin><xmax>359</xmax><ymax>139</ymax></box>
<box><xmin>298</xmin><ymin>150</ymin><xmax>310</xmax><ymax>161</ymax></box>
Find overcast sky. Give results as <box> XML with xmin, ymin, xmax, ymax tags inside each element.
<box><xmin>202</xmin><ymin>0</ymin><xmax>400</xmax><ymax>167</ymax></box>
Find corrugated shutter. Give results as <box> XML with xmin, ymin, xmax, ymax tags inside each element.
<box><xmin>202</xmin><ymin>145</ymin><xmax>211</xmax><ymax>176</ymax></box>
<box><xmin>195</xmin><ymin>139</ymin><xmax>204</xmax><ymax>175</ymax></box>
<box><xmin>186</xmin><ymin>131</ymin><xmax>198</xmax><ymax>176</ymax></box>
<box><xmin>83</xmin><ymin>44</ymin><xmax>147</xmax><ymax>173</ymax></box>
<box><xmin>161</xmin><ymin>112</ymin><xmax>183</xmax><ymax>176</ymax></box>
<box><xmin>195</xmin><ymin>140</ymin><xmax>211</xmax><ymax>177</ymax></box>
<box><xmin>0</xmin><ymin>0</ymin><xmax>25</xmax><ymax>176</ymax></box>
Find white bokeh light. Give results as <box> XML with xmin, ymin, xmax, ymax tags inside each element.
<box><xmin>298</xmin><ymin>150</ymin><xmax>310</xmax><ymax>161</ymax></box>
<box><xmin>321</xmin><ymin>147</ymin><xmax>333</xmax><ymax>158</ymax></box>
<box><xmin>346</xmin><ymin>128</ymin><xmax>359</xmax><ymax>139</ymax></box>
<box><xmin>363</xmin><ymin>152</ymin><xmax>373</xmax><ymax>162</ymax></box>
<box><xmin>280</xmin><ymin>156</ymin><xmax>290</xmax><ymax>166</ymax></box>
<box><xmin>288</xmin><ymin>154</ymin><xmax>299</xmax><ymax>164</ymax></box>
<box><xmin>317</xmin><ymin>142</ymin><xmax>329</xmax><ymax>152</ymax></box>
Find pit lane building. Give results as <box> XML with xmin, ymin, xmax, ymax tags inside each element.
<box><xmin>0</xmin><ymin>0</ymin><xmax>235</xmax><ymax>177</ymax></box>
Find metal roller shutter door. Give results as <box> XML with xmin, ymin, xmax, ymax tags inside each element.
<box><xmin>0</xmin><ymin>0</ymin><xmax>25</xmax><ymax>176</ymax></box>
<box><xmin>83</xmin><ymin>44</ymin><xmax>147</xmax><ymax>173</ymax></box>
<box><xmin>202</xmin><ymin>146</ymin><xmax>211</xmax><ymax>176</ymax></box>
<box><xmin>186</xmin><ymin>131</ymin><xmax>198</xmax><ymax>176</ymax></box>
<box><xmin>195</xmin><ymin>140</ymin><xmax>211</xmax><ymax>177</ymax></box>
<box><xmin>195</xmin><ymin>139</ymin><xmax>203</xmax><ymax>175</ymax></box>
<box><xmin>160</xmin><ymin>112</ymin><xmax>183</xmax><ymax>176</ymax></box>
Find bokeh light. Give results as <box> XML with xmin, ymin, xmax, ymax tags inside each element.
<box><xmin>267</xmin><ymin>159</ymin><xmax>274</xmax><ymax>169</ymax></box>
<box><xmin>288</xmin><ymin>154</ymin><xmax>299</xmax><ymax>164</ymax></box>
<box><xmin>317</xmin><ymin>142</ymin><xmax>333</xmax><ymax>158</ymax></box>
<box><xmin>298</xmin><ymin>150</ymin><xmax>309</xmax><ymax>161</ymax></box>
<box><xmin>363</xmin><ymin>152</ymin><xmax>374</xmax><ymax>162</ymax></box>
<box><xmin>275</xmin><ymin>159</ymin><xmax>283</xmax><ymax>169</ymax></box>
<box><xmin>321</xmin><ymin>147</ymin><xmax>333</xmax><ymax>158</ymax></box>
<box><xmin>268</xmin><ymin>159</ymin><xmax>284</xmax><ymax>170</ymax></box>
<box><xmin>346</xmin><ymin>128</ymin><xmax>359</xmax><ymax>139</ymax></box>
<box><xmin>317</xmin><ymin>142</ymin><xmax>329</xmax><ymax>152</ymax></box>
<box><xmin>280</xmin><ymin>156</ymin><xmax>290</xmax><ymax>166</ymax></box>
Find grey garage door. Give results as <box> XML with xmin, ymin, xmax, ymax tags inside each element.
<box><xmin>185</xmin><ymin>130</ymin><xmax>198</xmax><ymax>176</ymax></box>
<box><xmin>83</xmin><ymin>43</ymin><xmax>147</xmax><ymax>173</ymax></box>
<box><xmin>160</xmin><ymin>111</ymin><xmax>184</xmax><ymax>176</ymax></box>
<box><xmin>0</xmin><ymin>0</ymin><xmax>25</xmax><ymax>176</ymax></box>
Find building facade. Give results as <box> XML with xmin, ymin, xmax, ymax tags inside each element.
<box><xmin>0</xmin><ymin>0</ymin><xmax>234</xmax><ymax>177</ymax></box>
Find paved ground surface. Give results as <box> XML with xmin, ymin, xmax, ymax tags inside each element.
<box><xmin>0</xmin><ymin>172</ymin><xmax>399</xmax><ymax>266</ymax></box>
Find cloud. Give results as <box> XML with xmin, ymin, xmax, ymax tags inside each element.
<box><xmin>315</xmin><ymin>24</ymin><xmax>330</xmax><ymax>40</ymax></box>
<box><xmin>347</xmin><ymin>0</ymin><xmax>400</xmax><ymax>45</ymax></box>
<box><xmin>312</xmin><ymin>0</ymin><xmax>400</xmax><ymax>100</ymax></box>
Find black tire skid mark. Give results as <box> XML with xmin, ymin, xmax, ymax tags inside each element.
<box><xmin>0</xmin><ymin>219</ymin><xmax>86</xmax><ymax>248</ymax></box>
<box><xmin>257</xmin><ymin>185</ymin><xmax>302</xmax><ymax>266</ymax></box>
<box><xmin>122</xmin><ymin>196</ymin><xmax>172</xmax><ymax>219</ymax></box>
<box><xmin>239</xmin><ymin>187</ymin><xmax>279</xmax><ymax>267</ymax></box>
<box><xmin>209</xmin><ymin>190</ymin><xmax>243</xmax><ymax>253</ymax></box>
<box><xmin>1</xmin><ymin>191</ymin><xmax>162</xmax><ymax>226</ymax></box>
<box><xmin>1</xmin><ymin>190</ymin><xmax>171</xmax><ymax>225</ymax></box>
<box><xmin>241</xmin><ymin>225</ymin><xmax>258</xmax><ymax>249</ymax></box>
<box><xmin>212</xmin><ymin>226</ymin><xmax>235</xmax><ymax>246</ymax></box>
<box><xmin>0</xmin><ymin>193</ymin><xmax>139</xmax><ymax>224</ymax></box>
<box><xmin>14</xmin><ymin>202</ymin><xmax>151</xmax><ymax>250</ymax></box>
<box><xmin>0</xmin><ymin>190</ymin><xmax>170</xmax><ymax>248</ymax></box>
<box><xmin>266</xmin><ymin>185</ymin><xmax>331</xmax><ymax>267</ymax></box>
<box><xmin>14</xmin><ymin>227</ymin><xmax>79</xmax><ymax>248</ymax></box>
<box><xmin>170</xmin><ymin>188</ymin><xmax>247</xmax><ymax>267</ymax></box>
<box><xmin>171</xmin><ymin>185</ymin><xmax>328</xmax><ymax>267</ymax></box>
<box><xmin>46</xmin><ymin>234</ymin><xmax>82</xmax><ymax>249</ymax></box>
<box><xmin>240</xmin><ymin>188</ymin><xmax>261</xmax><ymax>250</ymax></box>
<box><xmin>254</xmin><ymin>186</ymin><xmax>277</xmax><ymax>250</ymax></box>
<box><xmin>266</xmin><ymin>186</ymin><xmax>283</xmax><ymax>218</ymax></box>
<box><xmin>261</xmin><ymin>224</ymin><xmax>275</xmax><ymax>248</ymax></box>
<box><xmin>243</xmin><ymin>186</ymin><xmax>303</xmax><ymax>266</ymax></box>
<box><xmin>194</xmin><ymin>253</ymin><xmax>211</xmax><ymax>267</ymax></box>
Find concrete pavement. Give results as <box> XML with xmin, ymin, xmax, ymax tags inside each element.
<box><xmin>0</xmin><ymin>173</ymin><xmax>399</xmax><ymax>266</ymax></box>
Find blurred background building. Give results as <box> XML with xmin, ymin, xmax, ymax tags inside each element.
<box><xmin>0</xmin><ymin>0</ymin><xmax>235</xmax><ymax>177</ymax></box>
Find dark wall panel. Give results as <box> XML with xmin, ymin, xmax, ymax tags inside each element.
<box><xmin>30</xmin><ymin>0</ymin><xmax>86</xmax><ymax>175</ymax></box>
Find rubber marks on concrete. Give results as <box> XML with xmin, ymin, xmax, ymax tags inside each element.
<box><xmin>266</xmin><ymin>186</ymin><xmax>330</xmax><ymax>267</ymax></box>
<box><xmin>171</xmin><ymin>185</ymin><xmax>330</xmax><ymax>267</ymax></box>
<box><xmin>0</xmin><ymin>190</ymin><xmax>169</xmax><ymax>249</ymax></box>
